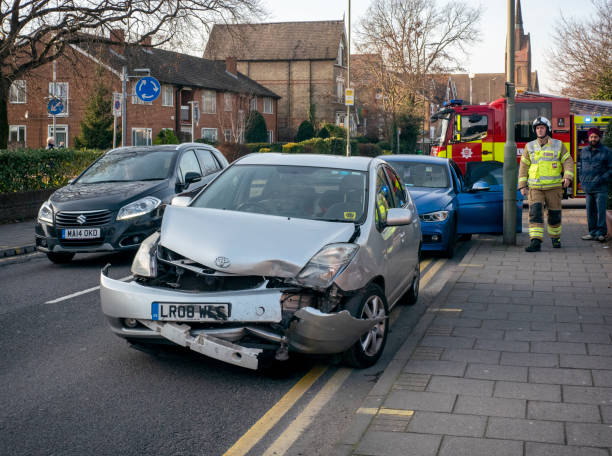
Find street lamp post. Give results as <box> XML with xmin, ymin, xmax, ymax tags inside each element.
<box><xmin>345</xmin><ymin>0</ymin><xmax>351</xmax><ymax>156</ymax></box>
<box><xmin>503</xmin><ymin>0</ymin><xmax>517</xmax><ymax>245</ymax></box>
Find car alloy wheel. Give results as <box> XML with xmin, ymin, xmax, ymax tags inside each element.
<box><xmin>342</xmin><ymin>283</ymin><xmax>389</xmax><ymax>368</ymax></box>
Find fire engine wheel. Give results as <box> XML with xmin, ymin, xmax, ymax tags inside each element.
<box><xmin>444</xmin><ymin>220</ymin><xmax>457</xmax><ymax>259</ymax></box>
<box><xmin>342</xmin><ymin>283</ymin><xmax>389</xmax><ymax>368</ymax></box>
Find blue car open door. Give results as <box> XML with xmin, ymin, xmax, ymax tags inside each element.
<box><xmin>456</xmin><ymin>161</ymin><xmax>522</xmax><ymax>234</ymax></box>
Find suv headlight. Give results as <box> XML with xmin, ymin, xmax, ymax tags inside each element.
<box><xmin>117</xmin><ymin>196</ymin><xmax>161</xmax><ymax>221</ymax></box>
<box><xmin>131</xmin><ymin>232</ymin><xmax>160</xmax><ymax>277</ymax></box>
<box><xmin>419</xmin><ymin>210</ymin><xmax>449</xmax><ymax>222</ymax></box>
<box><xmin>38</xmin><ymin>200</ymin><xmax>53</xmax><ymax>224</ymax></box>
<box><xmin>296</xmin><ymin>243</ymin><xmax>359</xmax><ymax>289</ymax></box>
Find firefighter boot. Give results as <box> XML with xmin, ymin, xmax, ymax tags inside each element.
<box><xmin>525</xmin><ymin>239</ymin><xmax>542</xmax><ymax>252</ymax></box>
<box><xmin>552</xmin><ymin>238</ymin><xmax>561</xmax><ymax>248</ymax></box>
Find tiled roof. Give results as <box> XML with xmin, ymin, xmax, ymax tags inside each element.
<box><xmin>203</xmin><ymin>21</ymin><xmax>346</xmax><ymax>61</ymax></box>
<box><xmin>74</xmin><ymin>39</ymin><xmax>279</xmax><ymax>98</ymax></box>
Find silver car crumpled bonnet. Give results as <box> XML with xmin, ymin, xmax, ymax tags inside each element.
<box><xmin>160</xmin><ymin>205</ymin><xmax>356</xmax><ymax>277</ymax></box>
<box><xmin>286</xmin><ymin>307</ymin><xmax>386</xmax><ymax>354</ymax></box>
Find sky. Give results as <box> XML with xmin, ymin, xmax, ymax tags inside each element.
<box><xmin>260</xmin><ymin>0</ymin><xmax>591</xmax><ymax>94</ymax></box>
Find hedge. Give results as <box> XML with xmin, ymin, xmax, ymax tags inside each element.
<box><xmin>0</xmin><ymin>148</ymin><xmax>105</xmax><ymax>193</ymax></box>
<box><xmin>245</xmin><ymin>142</ymin><xmax>283</xmax><ymax>152</ymax></box>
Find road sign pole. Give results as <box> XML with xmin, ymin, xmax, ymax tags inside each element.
<box><xmin>122</xmin><ymin>65</ymin><xmax>127</xmax><ymax>147</ymax></box>
<box><xmin>113</xmin><ymin>115</ymin><xmax>117</xmax><ymax>148</ymax></box>
<box><xmin>53</xmin><ymin>60</ymin><xmax>57</xmax><ymax>145</ymax></box>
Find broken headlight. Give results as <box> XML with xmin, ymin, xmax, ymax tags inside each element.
<box><xmin>296</xmin><ymin>243</ymin><xmax>359</xmax><ymax>289</ymax></box>
<box><xmin>131</xmin><ymin>232</ymin><xmax>160</xmax><ymax>278</ymax></box>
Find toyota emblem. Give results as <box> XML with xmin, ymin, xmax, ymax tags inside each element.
<box><xmin>215</xmin><ymin>256</ymin><xmax>231</xmax><ymax>268</ymax></box>
<box><xmin>76</xmin><ymin>214</ymin><xmax>87</xmax><ymax>225</ymax></box>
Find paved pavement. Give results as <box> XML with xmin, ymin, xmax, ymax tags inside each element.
<box><xmin>336</xmin><ymin>208</ymin><xmax>612</xmax><ymax>456</ymax></box>
<box><xmin>0</xmin><ymin>219</ymin><xmax>36</xmax><ymax>257</ymax></box>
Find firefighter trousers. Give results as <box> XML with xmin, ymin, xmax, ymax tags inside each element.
<box><xmin>528</xmin><ymin>187</ymin><xmax>563</xmax><ymax>240</ymax></box>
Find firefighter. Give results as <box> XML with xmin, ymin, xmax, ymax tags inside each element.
<box><xmin>518</xmin><ymin>116</ymin><xmax>574</xmax><ymax>252</ymax></box>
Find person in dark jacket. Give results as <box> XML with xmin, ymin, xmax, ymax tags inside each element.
<box><xmin>579</xmin><ymin>127</ymin><xmax>612</xmax><ymax>242</ymax></box>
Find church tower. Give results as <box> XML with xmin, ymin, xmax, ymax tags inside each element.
<box><xmin>513</xmin><ymin>0</ymin><xmax>533</xmax><ymax>91</ymax></box>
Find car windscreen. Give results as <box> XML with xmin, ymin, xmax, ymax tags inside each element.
<box><xmin>387</xmin><ymin>162</ymin><xmax>449</xmax><ymax>188</ymax></box>
<box><xmin>76</xmin><ymin>150</ymin><xmax>177</xmax><ymax>184</ymax></box>
<box><xmin>191</xmin><ymin>164</ymin><xmax>368</xmax><ymax>222</ymax></box>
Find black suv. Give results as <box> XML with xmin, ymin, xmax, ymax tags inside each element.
<box><xmin>35</xmin><ymin>143</ymin><xmax>228</xmax><ymax>263</ymax></box>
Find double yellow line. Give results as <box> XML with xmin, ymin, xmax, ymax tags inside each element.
<box><xmin>224</xmin><ymin>257</ymin><xmax>445</xmax><ymax>456</ymax></box>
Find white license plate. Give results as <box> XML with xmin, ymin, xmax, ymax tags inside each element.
<box><xmin>62</xmin><ymin>227</ymin><xmax>101</xmax><ymax>239</ymax></box>
<box><xmin>151</xmin><ymin>302</ymin><xmax>230</xmax><ymax>321</ymax></box>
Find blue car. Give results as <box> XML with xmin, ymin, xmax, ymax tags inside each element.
<box><xmin>381</xmin><ymin>155</ymin><xmax>523</xmax><ymax>258</ymax></box>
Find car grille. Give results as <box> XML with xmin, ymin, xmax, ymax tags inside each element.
<box><xmin>55</xmin><ymin>210</ymin><xmax>113</xmax><ymax>227</ymax></box>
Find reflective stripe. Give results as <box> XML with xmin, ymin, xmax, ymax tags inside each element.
<box><xmin>548</xmin><ymin>226</ymin><xmax>562</xmax><ymax>235</ymax></box>
<box><xmin>518</xmin><ymin>177</ymin><xmax>527</xmax><ymax>183</ymax></box>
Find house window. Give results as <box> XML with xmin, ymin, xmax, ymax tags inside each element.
<box><xmin>336</xmin><ymin>78</ymin><xmax>344</xmax><ymax>101</ymax></box>
<box><xmin>48</xmin><ymin>125</ymin><xmax>68</xmax><ymax>147</ymax></box>
<box><xmin>250</xmin><ymin>97</ymin><xmax>257</xmax><ymax>111</ymax></box>
<box><xmin>335</xmin><ymin>111</ymin><xmax>345</xmax><ymax>126</ymax></box>
<box><xmin>337</xmin><ymin>43</ymin><xmax>344</xmax><ymax>66</ymax></box>
<box><xmin>9</xmin><ymin>125</ymin><xmax>26</xmax><ymax>144</ymax></box>
<box><xmin>132</xmin><ymin>128</ymin><xmax>152</xmax><ymax>146</ymax></box>
<box><xmin>48</xmin><ymin>82</ymin><xmax>68</xmax><ymax>115</ymax></box>
<box><xmin>162</xmin><ymin>85</ymin><xmax>173</xmax><ymax>106</ymax></box>
<box><xmin>267</xmin><ymin>130</ymin><xmax>273</xmax><ymax>144</ymax></box>
<box><xmin>224</xmin><ymin>129</ymin><xmax>232</xmax><ymax>142</ymax></box>
<box><xmin>202</xmin><ymin>90</ymin><xmax>216</xmax><ymax>114</ymax></box>
<box><xmin>224</xmin><ymin>93</ymin><xmax>233</xmax><ymax>112</ymax></box>
<box><xmin>201</xmin><ymin>128</ymin><xmax>218</xmax><ymax>142</ymax></box>
<box><xmin>132</xmin><ymin>82</ymin><xmax>152</xmax><ymax>105</ymax></box>
<box><xmin>9</xmin><ymin>80</ymin><xmax>26</xmax><ymax>103</ymax></box>
<box><xmin>263</xmin><ymin>97</ymin><xmax>273</xmax><ymax>114</ymax></box>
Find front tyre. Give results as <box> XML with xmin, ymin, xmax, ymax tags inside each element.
<box><xmin>342</xmin><ymin>283</ymin><xmax>389</xmax><ymax>368</ymax></box>
<box><xmin>47</xmin><ymin>252</ymin><xmax>75</xmax><ymax>264</ymax></box>
<box><xmin>405</xmin><ymin>255</ymin><xmax>420</xmax><ymax>305</ymax></box>
<box><xmin>444</xmin><ymin>219</ymin><xmax>457</xmax><ymax>259</ymax></box>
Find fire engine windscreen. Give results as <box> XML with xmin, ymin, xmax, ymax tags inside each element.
<box><xmin>431</xmin><ymin>113</ymin><xmax>451</xmax><ymax>146</ymax></box>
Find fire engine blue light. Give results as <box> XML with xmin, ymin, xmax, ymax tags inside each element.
<box><xmin>585</xmin><ymin>117</ymin><xmax>592</xmax><ymax>123</ymax></box>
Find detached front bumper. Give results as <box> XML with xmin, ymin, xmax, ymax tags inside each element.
<box><xmin>100</xmin><ymin>271</ymin><xmax>384</xmax><ymax>370</ymax></box>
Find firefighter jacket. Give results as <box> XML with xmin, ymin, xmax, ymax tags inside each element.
<box><xmin>518</xmin><ymin>137</ymin><xmax>574</xmax><ymax>190</ymax></box>
<box><xmin>578</xmin><ymin>143</ymin><xmax>612</xmax><ymax>193</ymax></box>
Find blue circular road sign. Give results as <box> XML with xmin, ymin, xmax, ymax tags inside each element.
<box><xmin>135</xmin><ymin>76</ymin><xmax>161</xmax><ymax>102</ymax></box>
<box><xmin>47</xmin><ymin>98</ymin><xmax>64</xmax><ymax>115</ymax></box>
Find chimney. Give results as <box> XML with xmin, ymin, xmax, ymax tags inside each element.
<box><xmin>110</xmin><ymin>28</ymin><xmax>125</xmax><ymax>55</ymax></box>
<box><xmin>226</xmin><ymin>57</ymin><xmax>237</xmax><ymax>76</ymax></box>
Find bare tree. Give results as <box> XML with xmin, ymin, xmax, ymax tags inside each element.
<box><xmin>548</xmin><ymin>0</ymin><xmax>612</xmax><ymax>100</ymax></box>
<box><xmin>356</xmin><ymin>0</ymin><xmax>481</xmax><ymax>137</ymax></box>
<box><xmin>0</xmin><ymin>0</ymin><xmax>264</xmax><ymax>148</ymax></box>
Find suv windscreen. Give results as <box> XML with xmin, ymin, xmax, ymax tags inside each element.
<box><xmin>192</xmin><ymin>164</ymin><xmax>368</xmax><ymax>222</ymax></box>
<box><xmin>77</xmin><ymin>150</ymin><xmax>177</xmax><ymax>183</ymax></box>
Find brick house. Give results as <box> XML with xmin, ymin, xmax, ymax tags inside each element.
<box><xmin>7</xmin><ymin>31</ymin><xmax>279</xmax><ymax>149</ymax></box>
<box><xmin>204</xmin><ymin>20</ymin><xmax>353</xmax><ymax>141</ymax></box>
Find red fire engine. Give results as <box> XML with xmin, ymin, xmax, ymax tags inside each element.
<box><xmin>430</xmin><ymin>94</ymin><xmax>612</xmax><ymax>197</ymax></box>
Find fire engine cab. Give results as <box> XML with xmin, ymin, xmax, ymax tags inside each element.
<box><xmin>430</xmin><ymin>94</ymin><xmax>611</xmax><ymax>197</ymax></box>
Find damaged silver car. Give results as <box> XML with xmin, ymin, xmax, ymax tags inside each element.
<box><xmin>100</xmin><ymin>153</ymin><xmax>421</xmax><ymax>370</ymax></box>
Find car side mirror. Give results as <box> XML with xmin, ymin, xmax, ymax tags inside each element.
<box><xmin>171</xmin><ymin>196</ymin><xmax>191</xmax><ymax>207</ymax></box>
<box><xmin>386</xmin><ymin>207</ymin><xmax>413</xmax><ymax>226</ymax></box>
<box><xmin>470</xmin><ymin>180</ymin><xmax>490</xmax><ymax>192</ymax></box>
<box><xmin>184</xmin><ymin>172</ymin><xmax>202</xmax><ymax>185</ymax></box>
